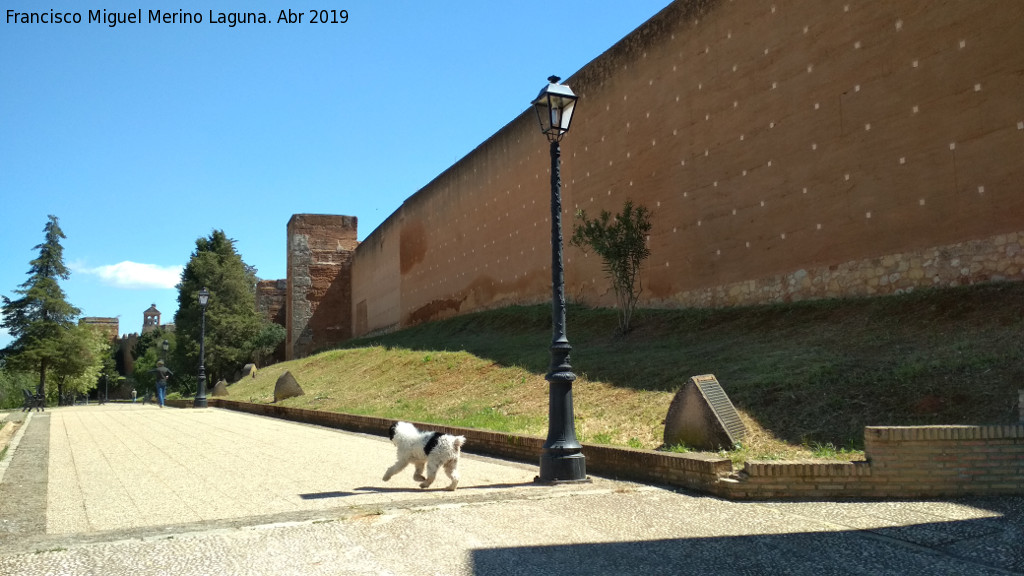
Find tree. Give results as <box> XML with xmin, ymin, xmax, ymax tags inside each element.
<box><xmin>131</xmin><ymin>328</ymin><xmax>181</xmax><ymax>397</ymax></box>
<box><xmin>570</xmin><ymin>200</ymin><xmax>652</xmax><ymax>334</ymax></box>
<box><xmin>0</xmin><ymin>362</ymin><xmax>36</xmax><ymax>410</ymax></box>
<box><xmin>173</xmin><ymin>230</ymin><xmax>284</xmax><ymax>386</ymax></box>
<box><xmin>1</xmin><ymin>215</ymin><xmax>81</xmax><ymax>398</ymax></box>
<box><xmin>50</xmin><ymin>324</ymin><xmax>108</xmax><ymax>404</ymax></box>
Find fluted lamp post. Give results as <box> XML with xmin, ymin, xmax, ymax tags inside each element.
<box><xmin>532</xmin><ymin>76</ymin><xmax>587</xmax><ymax>483</ymax></box>
<box><xmin>194</xmin><ymin>287</ymin><xmax>210</xmax><ymax>408</ymax></box>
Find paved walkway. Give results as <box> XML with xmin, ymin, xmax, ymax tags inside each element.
<box><xmin>1</xmin><ymin>405</ymin><xmax>1022</xmax><ymax>575</ymax></box>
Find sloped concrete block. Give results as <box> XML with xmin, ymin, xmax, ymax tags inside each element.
<box><xmin>212</xmin><ymin>380</ymin><xmax>229</xmax><ymax>397</ymax></box>
<box><xmin>664</xmin><ymin>374</ymin><xmax>746</xmax><ymax>451</ymax></box>
<box><xmin>274</xmin><ymin>371</ymin><xmax>305</xmax><ymax>402</ymax></box>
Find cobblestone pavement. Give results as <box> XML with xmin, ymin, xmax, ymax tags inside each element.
<box><xmin>0</xmin><ymin>405</ymin><xmax>1022</xmax><ymax>575</ymax></box>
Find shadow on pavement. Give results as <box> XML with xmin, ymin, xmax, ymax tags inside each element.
<box><xmin>470</xmin><ymin>517</ymin><xmax>1024</xmax><ymax>575</ymax></box>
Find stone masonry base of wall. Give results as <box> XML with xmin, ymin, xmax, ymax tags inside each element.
<box><xmin>660</xmin><ymin>231</ymin><xmax>1024</xmax><ymax>309</ymax></box>
<box><xmin>167</xmin><ymin>399</ymin><xmax>1024</xmax><ymax>500</ymax></box>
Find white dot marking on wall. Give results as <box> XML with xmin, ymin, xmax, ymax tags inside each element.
<box><xmin>949</xmin><ymin>142</ymin><xmax>956</xmax><ymax>151</ymax></box>
<box><xmin>866</xmin><ymin>212</ymin><xmax>872</xmax><ymax>219</ymax></box>
<box><xmin>978</xmin><ymin>186</ymin><xmax>985</xmax><ymax>195</ymax></box>
<box><xmin>974</xmin><ymin>83</ymin><xmax>982</xmax><ymax>92</ymax></box>
<box><xmin>1018</xmin><ymin>121</ymin><xmax>1024</xmax><ymax>130</ymax></box>
<box><xmin>807</xmin><ymin>64</ymin><xmax>814</xmax><ymax>73</ymax></box>
<box><xmin>912</xmin><ymin>59</ymin><xmax>919</xmax><ymax>68</ymax></box>
<box><xmin>811</xmin><ymin>143</ymin><xmax>818</xmax><ymax>151</ymax></box>
<box><xmin>816</xmin><ymin>223</ymin><xmax>822</xmax><ymax>230</ymax></box>
<box><xmin>959</xmin><ymin>39</ymin><xmax>966</xmax><ymax>49</ymax></box>
<box><xmin>919</xmin><ymin>198</ymin><xmax>926</xmax><ymax>206</ymax></box>
<box><xmin>899</xmin><ymin>157</ymin><xmax>906</xmax><ymax>165</ymax></box>
<box><xmin>865</xmin><ymin>123</ymin><xmax>871</xmax><ymax>131</ymax></box>
<box><xmin>854</xmin><ymin>41</ymin><xmax>862</xmax><ymax>49</ymax></box>
<box><xmin>895</xmin><ymin>19</ymin><xmax>903</xmax><ymax>31</ymax></box>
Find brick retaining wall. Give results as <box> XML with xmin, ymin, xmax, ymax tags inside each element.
<box><xmin>176</xmin><ymin>399</ymin><xmax>1023</xmax><ymax>500</ymax></box>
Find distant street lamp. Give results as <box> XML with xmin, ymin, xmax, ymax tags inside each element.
<box><xmin>194</xmin><ymin>287</ymin><xmax>210</xmax><ymax>408</ymax></box>
<box><xmin>532</xmin><ymin>76</ymin><xmax>587</xmax><ymax>483</ymax></box>
<box><xmin>161</xmin><ymin>339</ymin><xmax>169</xmax><ymax>362</ymax></box>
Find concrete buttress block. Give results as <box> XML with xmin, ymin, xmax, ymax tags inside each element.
<box><xmin>664</xmin><ymin>374</ymin><xmax>747</xmax><ymax>451</ymax></box>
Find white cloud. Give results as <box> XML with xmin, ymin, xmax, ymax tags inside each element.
<box><xmin>75</xmin><ymin>261</ymin><xmax>182</xmax><ymax>289</ymax></box>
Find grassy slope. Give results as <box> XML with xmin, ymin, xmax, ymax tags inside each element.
<box><xmin>226</xmin><ymin>281</ymin><xmax>1024</xmax><ymax>460</ymax></box>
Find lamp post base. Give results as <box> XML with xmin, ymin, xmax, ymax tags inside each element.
<box><xmin>536</xmin><ymin>451</ymin><xmax>589</xmax><ymax>484</ymax></box>
<box><xmin>193</xmin><ymin>396</ymin><xmax>208</xmax><ymax>408</ymax></box>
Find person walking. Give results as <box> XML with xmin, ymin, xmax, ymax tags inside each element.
<box><xmin>131</xmin><ymin>388</ymin><xmax>137</xmax><ymax>403</ymax></box>
<box><xmin>149</xmin><ymin>361</ymin><xmax>173</xmax><ymax>408</ymax></box>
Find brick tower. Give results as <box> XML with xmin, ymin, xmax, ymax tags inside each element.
<box><xmin>286</xmin><ymin>214</ymin><xmax>358</xmax><ymax>359</ymax></box>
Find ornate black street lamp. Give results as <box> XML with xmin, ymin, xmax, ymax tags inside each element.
<box><xmin>161</xmin><ymin>339</ymin><xmax>169</xmax><ymax>362</ymax></box>
<box><xmin>194</xmin><ymin>287</ymin><xmax>210</xmax><ymax>408</ymax></box>
<box><xmin>532</xmin><ymin>76</ymin><xmax>587</xmax><ymax>483</ymax></box>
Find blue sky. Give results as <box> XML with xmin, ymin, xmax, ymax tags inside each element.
<box><xmin>0</xmin><ymin>1</ymin><xmax>673</xmax><ymax>347</ymax></box>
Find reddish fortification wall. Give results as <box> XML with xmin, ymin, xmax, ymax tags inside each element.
<box><xmin>286</xmin><ymin>215</ymin><xmax>358</xmax><ymax>359</ymax></box>
<box><xmin>346</xmin><ymin>0</ymin><xmax>1023</xmax><ymax>337</ymax></box>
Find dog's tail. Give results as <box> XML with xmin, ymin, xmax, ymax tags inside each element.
<box><xmin>454</xmin><ymin>435</ymin><xmax>467</xmax><ymax>451</ymax></box>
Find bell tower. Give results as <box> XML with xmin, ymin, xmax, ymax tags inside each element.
<box><xmin>142</xmin><ymin>304</ymin><xmax>161</xmax><ymax>334</ymax></box>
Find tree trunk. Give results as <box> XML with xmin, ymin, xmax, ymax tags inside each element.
<box><xmin>37</xmin><ymin>357</ymin><xmax>47</xmax><ymax>398</ymax></box>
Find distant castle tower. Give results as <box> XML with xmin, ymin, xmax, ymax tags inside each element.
<box><xmin>142</xmin><ymin>304</ymin><xmax>161</xmax><ymax>334</ymax></box>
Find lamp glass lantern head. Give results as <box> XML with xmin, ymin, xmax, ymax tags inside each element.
<box><xmin>533</xmin><ymin>76</ymin><xmax>578</xmax><ymax>142</ymax></box>
<box><xmin>198</xmin><ymin>287</ymin><xmax>210</xmax><ymax>308</ymax></box>
<box><xmin>162</xmin><ymin>339</ymin><xmax>169</xmax><ymax>352</ymax></box>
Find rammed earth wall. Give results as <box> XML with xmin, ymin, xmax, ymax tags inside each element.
<box><xmin>347</xmin><ymin>0</ymin><xmax>1024</xmax><ymax>337</ymax></box>
<box><xmin>188</xmin><ymin>400</ymin><xmax>1024</xmax><ymax>500</ymax></box>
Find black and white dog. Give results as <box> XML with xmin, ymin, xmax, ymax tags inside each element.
<box><xmin>383</xmin><ymin>421</ymin><xmax>466</xmax><ymax>491</ymax></box>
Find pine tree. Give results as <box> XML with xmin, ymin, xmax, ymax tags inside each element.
<box><xmin>173</xmin><ymin>230</ymin><xmax>282</xmax><ymax>385</ymax></box>
<box><xmin>1</xmin><ymin>215</ymin><xmax>81</xmax><ymax>398</ymax></box>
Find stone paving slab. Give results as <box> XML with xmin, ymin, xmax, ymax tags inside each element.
<box><xmin>0</xmin><ymin>404</ymin><xmax>1022</xmax><ymax>575</ymax></box>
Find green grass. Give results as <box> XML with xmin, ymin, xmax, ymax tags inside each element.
<box><xmin>224</xmin><ymin>281</ymin><xmax>1024</xmax><ymax>463</ymax></box>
